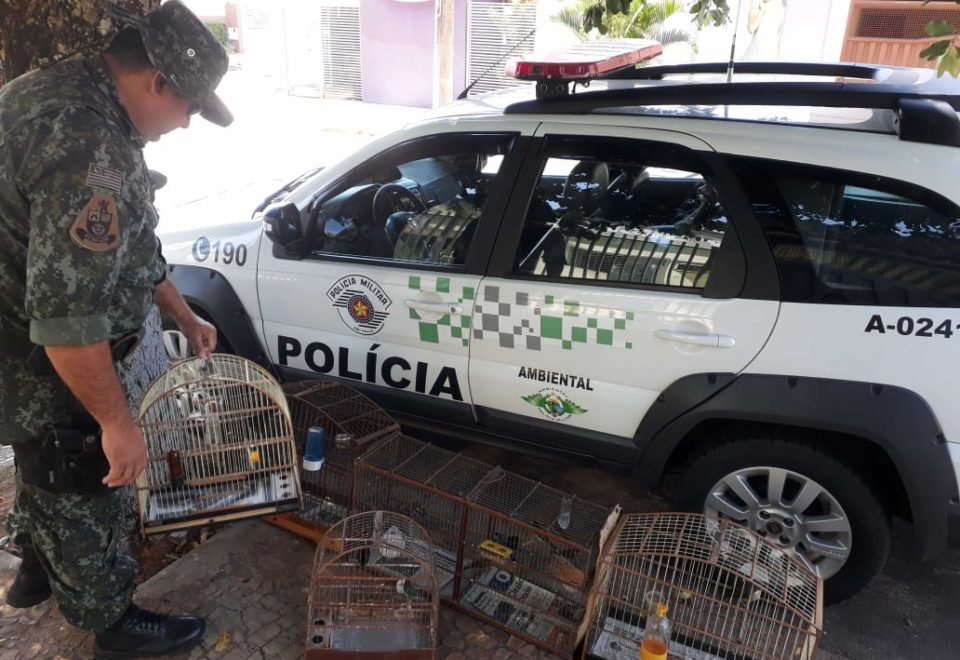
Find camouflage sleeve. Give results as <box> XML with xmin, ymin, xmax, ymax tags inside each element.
<box><xmin>14</xmin><ymin>107</ymin><xmax>142</xmax><ymax>346</ymax></box>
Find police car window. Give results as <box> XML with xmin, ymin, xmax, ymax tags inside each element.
<box><xmin>308</xmin><ymin>134</ymin><xmax>512</xmax><ymax>267</ymax></box>
<box><xmin>513</xmin><ymin>147</ymin><xmax>727</xmax><ymax>290</ymax></box>
<box><xmin>734</xmin><ymin>158</ymin><xmax>960</xmax><ymax>307</ymax></box>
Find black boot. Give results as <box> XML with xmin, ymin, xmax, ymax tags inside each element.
<box><xmin>4</xmin><ymin>545</ymin><xmax>51</xmax><ymax>608</ymax></box>
<box><xmin>93</xmin><ymin>604</ymin><xmax>205</xmax><ymax>659</ymax></box>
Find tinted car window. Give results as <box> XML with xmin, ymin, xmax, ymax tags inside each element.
<box><xmin>513</xmin><ymin>139</ymin><xmax>727</xmax><ymax>291</ymax></box>
<box><xmin>308</xmin><ymin>133</ymin><xmax>515</xmax><ymax>267</ymax></box>
<box><xmin>734</xmin><ymin>158</ymin><xmax>960</xmax><ymax>306</ymax></box>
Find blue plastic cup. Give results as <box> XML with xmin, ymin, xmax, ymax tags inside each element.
<box><xmin>303</xmin><ymin>426</ymin><xmax>325</xmax><ymax>471</ymax></box>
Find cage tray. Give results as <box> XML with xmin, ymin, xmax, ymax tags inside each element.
<box><xmin>589</xmin><ymin>617</ymin><xmax>725</xmax><ymax>660</ymax></box>
<box><xmin>460</xmin><ymin>567</ymin><xmax>579</xmax><ymax>644</ymax></box>
<box><xmin>145</xmin><ymin>468</ymin><xmax>301</xmax><ymax>525</ymax></box>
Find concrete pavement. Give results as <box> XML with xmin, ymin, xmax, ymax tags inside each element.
<box><xmin>0</xmin><ymin>520</ymin><xmax>562</xmax><ymax>660</ymax></box>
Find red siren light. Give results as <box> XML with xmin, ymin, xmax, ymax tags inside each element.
<box><xmin>505</xmin><ymin>39</ymin><xmax>663</xmax><ymax>82</ymax></box>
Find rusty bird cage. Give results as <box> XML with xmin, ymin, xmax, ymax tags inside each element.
<box><xmin>283</xmin><ymin>380</ymin><xmax>400</xmax><ymax>527</ymax></box>
<box><xmin>353</xmin><ymin>434</ymin><xmax>498</xmax><ymax>599</ymax></box>
<box><xmin>584</xmin><ymin>512</ymin><xmax>823</xmax><ymax>660</ymax></box>
<box><xmin>306</xmin><ymin>511</ymin><xmax>439</xmax><ymax>659</ymax></box>
<box><xmin>354</xmin><ymin>435</ymin><xmax>619</xmax><ymax>658</ymax></box>
<box><xmin>460</xmin><ymin>468</ymin><xmax>619</xmax><ymax>658</ymax></box>
<box><xmin>136</xmin><ymin>355</ymin><xmax>302</xmax><ymax>534</ymax></box>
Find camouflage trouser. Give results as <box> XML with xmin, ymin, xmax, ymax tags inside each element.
<box><xmin>8</xmin><ymin>477</ymin><xmax>137</xmax><ymax>632</ymax></box>
<box><xmin>6</xmin><ymin>306</ymin><xmax>170</xmax><ymax>632</ymax></box>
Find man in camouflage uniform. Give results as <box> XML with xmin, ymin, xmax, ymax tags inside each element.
<box><xmin>0</xmin><ymin>2</ymin><xmax>230</xmax><ymax>656</ymax></box>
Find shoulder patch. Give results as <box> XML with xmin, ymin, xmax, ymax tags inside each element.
<box><xmin>70</xmin><ymin>195</ymin><xmax>120</xmax><ymax>251</ymax></box>
<box><xmin>86</xmin><ymin>164</ymin><xmax>123</xmax><ymax>193</ymax></box>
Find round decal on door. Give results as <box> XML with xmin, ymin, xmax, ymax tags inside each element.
<box><xmin>326</xmin><ymin>274</ymin><xmax>392</xmax><ymax>335</ymax></box>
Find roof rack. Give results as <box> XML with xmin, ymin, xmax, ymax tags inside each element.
<box><xmin>503</xmin><ymin>62</ymin><xmax>960</xmax><ymax>147</ymax></box>
<box><xmin>604</xmin><ymin>61</ymin><xmax>894</xmax><ymax>81</ymax></box>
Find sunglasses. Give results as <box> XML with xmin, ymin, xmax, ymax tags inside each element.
<box><xmin>161</xmin><ymin>76</ymin><xmax>202</xmax><ymax>116</ymax></box>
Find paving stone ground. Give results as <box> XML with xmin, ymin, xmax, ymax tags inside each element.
<box><xmin>0</xmin><ymin>520</ymin><xmax>562</xmax><ymax>660</ymax></box>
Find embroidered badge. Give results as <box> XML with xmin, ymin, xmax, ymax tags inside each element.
<box><xmin>85</xmin><ymin>163</ymin><xmax>123</xmax><ymax>193</ymax></box>
<box><xmin>70</xmin><ymin>196</ymin><xmax>120</xmax><ymax>251</ymax></box>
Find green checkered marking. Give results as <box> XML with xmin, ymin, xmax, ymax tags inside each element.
<box><xmin>562</xmin><ymin>340</ymin><xmax>572</xmax><ymax>350</ymax></box>
<box><xmin>597</xmin><ymin>329</ymin><xmax>613</xmax><ymax>346</ymax></box>
<box><xmin>419</xmin><ymin>322</ymin><xmax>439</xmax><ymax>343</ymax></box>
<box><xmin>572</xmin><ymin>327</ymin><xmax>587</xmax><ymax>343</ymax></box>
<box><xmin>540</xmin><ymin>316</ymin><xmax>563</xmax><ymax>339</ymax></box>
<box><xmin>614</xmin><ymin>318</ymin><xmax>626</xmax><ymax>330</ymax></box>
<box><xmin>408</xmin><ymin>277</ymin><xmax>474</xmax><ymax>346</ymax></box>
<box><xmin>587</xmin><ymin>318</ymin><xmax>598</xmax><ymax>328</ymax></box>
<box><xmin>545</xmin><ymin>294</ymin><xmax>554</xmax><ymax>304</ymax></box>
<box><xmin>563</xmin><ymin>301</ymin><xmax>581</xmax><ymax>317</ymax></box>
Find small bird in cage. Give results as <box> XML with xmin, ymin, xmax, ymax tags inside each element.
<box><xmin>137</xmin><ymin>355</ymin><xmax>302</xmax><ymax>533</ymax></box>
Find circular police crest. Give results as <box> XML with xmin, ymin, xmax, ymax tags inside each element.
<box><xmin>326</xmin><ymin>275</ymin><xmax>392</xmax><ymax>335</ymax></box>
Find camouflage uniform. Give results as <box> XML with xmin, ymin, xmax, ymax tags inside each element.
<box><xmin>0</xmin><ymin>0</ymin><xmax>229</xmax><ymax>633</ymax></box>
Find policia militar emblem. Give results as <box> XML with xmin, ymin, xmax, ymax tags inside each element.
<box><xmin>70</xmin><ymin>195</ymin><xmax>120</xmax><ymax>251</ymax></box>
<box><xmin>326</xmin><ymin>274</ymin><xmax>392</xmax><ymax>335</ymax></box>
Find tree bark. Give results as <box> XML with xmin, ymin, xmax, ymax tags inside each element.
<box><xmin>0</xmin><ymin>0</ymin><xmax>159</xmax><ymax>87</ymax></box>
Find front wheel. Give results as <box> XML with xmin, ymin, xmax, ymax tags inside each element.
<box><xmin>674</xmin><ymin>437</ymin><xmax>891</xmax><ymax>604</ymax></box>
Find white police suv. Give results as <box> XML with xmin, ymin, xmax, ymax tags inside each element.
<box><xmin>159</xmin><ymin>42</ymin><xmax>960</xmax><ymax>603</ymax></box>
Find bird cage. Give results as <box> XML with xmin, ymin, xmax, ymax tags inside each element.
<box><xmin>306</xmin><ymin>511</ymin><xmax>439</xmax><ymax>659</ymax></box>
<box><xmin>283</xmin><ymin>380</ymin><xmax>400</xmax><ymax>527</ymax></box>
<box><xmin>584</xmin><ymin>512</ymin><xmax>823</xmax><ymax>660</ymax></box>
<box><xmin>353</xmin><ymin>434</ymin><xmax>495</xmax><ymax>599</ymax></box>
<box><xmin>459</xmin><ymin>469</ymin><xmax>620</xmax><ymax>658</ymax></box>
<box><xmin>136</xmin><ymin>355</ymin><xmax>302</xmax><ymax>534</ymax></box>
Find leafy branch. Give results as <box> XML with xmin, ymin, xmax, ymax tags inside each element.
<box><xmin>583</xmin><ymin>0</ymin><xmax>730</xmax><ymax>35</ymax></box>
<box><xmin>921</xmin><ymin>7</ymin><xmax>960</xmax><ymax>77</ymax></box>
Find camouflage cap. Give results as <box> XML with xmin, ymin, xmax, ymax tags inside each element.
<box><xmin>106</xmin><ymin>1</ymin><xmax>232</xmax><ymax>127</ymax></box>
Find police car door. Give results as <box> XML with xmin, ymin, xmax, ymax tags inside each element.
<box><xmin>470</xmin><ymin>124</ymin><xmax>780</xmax><ymax>459</ymax></box>
<box><xmin>257</xmin><ymin>125</ymin><xmax>532</xmax><ymax>422</ymax></box>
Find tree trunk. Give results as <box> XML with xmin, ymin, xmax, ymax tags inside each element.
<box><xmin>0</xmin><ymin>0</ymin><xmax>159</xmax><ymax>87</ymax></box>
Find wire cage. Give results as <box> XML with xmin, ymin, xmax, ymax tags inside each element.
<box><xmin>135</xmin><ymin>355</ymin><xmax>302</xmax><ymax>534</ymax></box>
<box><xmin>306</xmin><ymin>511</ymin><xmax>439</xmax><ymax>659</ymax></box>
<box><xmin>584</xmin><ymin>512</ymin><xmax>823</xmax><ymax>660</ymax></box>
<box><xmin>283</xmin><ymin>380</ymin><xmax>400</xmax><ymax>526</ymax></box>
<box><xmin>353</xmin><ymin>434</ymin><xmax>495</xmax><ymax>600</ymax></box>
<box><xmin>459</xmin><ymin>468</ymin><xmax>620</xmax><ymax>658</ymax></box>
<box><xmin>354</xmin><ymin>435</ymin><xmax>620</xmax><ymax>658</ymax></box>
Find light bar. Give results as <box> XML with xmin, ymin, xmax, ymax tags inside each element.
<box><xmin>505</xmin><ymin>39</ymin><xmax>663</xmax><ymax>81</ymax></box>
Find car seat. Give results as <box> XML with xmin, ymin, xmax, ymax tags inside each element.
<box><xmin>562</xmin><ymin>160</ymin><xmax>609</xmax><ymax>219</ymax></box>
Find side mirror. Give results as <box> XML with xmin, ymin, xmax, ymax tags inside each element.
<box><xmin>263</xmin><ymin>203</ymin><xmax>305</xmax><ymax>256</ymax></box>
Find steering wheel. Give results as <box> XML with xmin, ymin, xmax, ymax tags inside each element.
<box><xmin>372</xmin><ymin>183</ymin><xmax>426</xmax><ymax>225</ymax></box>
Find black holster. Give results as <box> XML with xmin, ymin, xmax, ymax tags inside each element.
<box><xmin>13</xmin><ymin>427</ymin><xmax>114</xmax><ymax>497</ymax></box>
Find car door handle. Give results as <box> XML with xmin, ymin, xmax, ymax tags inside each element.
<box><xmin>404</xmin><ymin>299</ymin><xmax>463</xmax><ymax>315</ymax></box>
<box><xmin>655</xmin><ymin>329</ymin><xmax>736</xmax><ymax>348</ymax></box>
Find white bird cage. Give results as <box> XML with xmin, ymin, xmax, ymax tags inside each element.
<box><xmin>584</xmin><ymin>512</ymin><xmax>823</xmax><ymax>660</ymax></box>
<box><xmin>136</xmin><ymin>355</ymin><xmax>302</xmax><ymax>534</ymax></box>
<box><xmin>306</xmin><ymin>511</ymin><xmax>439</xmax><ymax>660</ymax></box>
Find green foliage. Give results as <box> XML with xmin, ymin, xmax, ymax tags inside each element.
<box><xmin>204</xmin><ymin>21</ymin><xmax>230</xmax><ymax>50</ymax></box>
<box><xmin>557</xmin><ymin>0</ymin><xmax>692</xmax><ymax>44</ymax></box>
<box><xmin>689</xmin><ymin>0</ymin><xmax>731</xmax><ymax>28</ymax></box>
<box><xmin>921</xmin><ymin>1</ymin><xmax>960</xmax><ymax>76</ymax></box>
<box><xmin>573</xmin><ymin>0</ymin><xmax>730</xmax><ymax>42</ymax></box>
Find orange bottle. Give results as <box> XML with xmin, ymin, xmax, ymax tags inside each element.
<box><xmin>640</xmin><ymin>603</ymin><xmax>670</xmax><ymax>660</ymax></box>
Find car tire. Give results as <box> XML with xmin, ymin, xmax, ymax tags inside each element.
<box><xmin>674</xmin><ymin>436</ymin><xmax>890</xmax><ymax>605</ymax></box>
